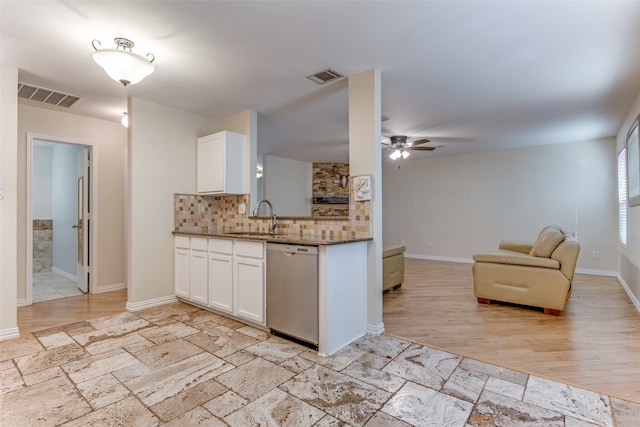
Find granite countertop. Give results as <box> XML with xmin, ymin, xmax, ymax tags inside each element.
<box><xmin>173</xmin><ymin>229</ymin><xmax>372</xmax><ymax>246</ymax></box>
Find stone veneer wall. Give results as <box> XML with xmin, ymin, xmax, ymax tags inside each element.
<box><xmin>33</xmin><ymin>219</ymin><xmax>53</xmax><ymax>272</ymax></box>
<box><xmin>311</xmin><ymin>162</ymin><xmax>350</xmax><ymax>217</ymax></box>
<box><xmin>175</xmin><ymin>186</ymin><xmax>371</xmax><ymax>240</ymax></box>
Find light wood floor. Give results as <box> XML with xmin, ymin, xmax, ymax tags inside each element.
<box><xmin>383</xmin><ymin>258</ymin><xmax>640</xmax><ymax>403</ymax></box>
<box><xmin>17</xmin><ymin>289</ymin><xmax>128</xmax><ymax>336</ymax></box>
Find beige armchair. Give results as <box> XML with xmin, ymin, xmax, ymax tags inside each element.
<box><xmin>472</xmin><ymin>226</ymin><xmax>580</xmax><ymax>315</ymax></box>
<box><xmin>383</xmin><ymin>245</ymin><xmax>405</xmax><ymax>291</ymax></box>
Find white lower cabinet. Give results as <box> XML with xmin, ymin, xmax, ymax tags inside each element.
<box><xmin>208</xmin><ymin>253</ymin><xmax>234</xmax><ymax>313</ymax></box>
<box><xmin>189</xmin><ymin>249</ymin><xmax>208</xmax><ymax>305</ymax></box>
<box><xmin>175</xmin><ymin>235</ymin><xmax>265</xmax><ymax>325</ymax></box>
<box><xmin>174</xmin><ymin>236</ymin><xmax>191</xmax><ymax>299</ymax></box>
<box><xmin>235</xmin><ymin>257</ymin><xmax>264</xmax><ymax>323</ymax></box>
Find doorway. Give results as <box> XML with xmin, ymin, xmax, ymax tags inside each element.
<box><xmin>26</xmin><ymin>135</ymin><xmax>94</xmax><ymax>305</ymax></box>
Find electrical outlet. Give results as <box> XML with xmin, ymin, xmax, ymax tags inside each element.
<box><xmin>427</xmin><ymin>241</ymin><xmax>432</xmax><ymax>248</ymax></box>
<box><xmin>239</xmin><ymin>203</ymin><xmax>246</xmax><ymax>214</ymax></box>
<box><xmin>592</xmin><ymin>251</ymin><xmax>600</xmax><ymax>259</ymax></box>
<box><xmin>199</xmin><ymin>204</ymin><xmax>206</xmax><ymax>214</ymax></box>
<box><xmin>401</xmin><ymin>240</ymin><xmax>405</xmax><ymax>245</ymax></box>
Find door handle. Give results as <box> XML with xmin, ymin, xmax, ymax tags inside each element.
<box><xmin>72</xmin><ymin>223</ymin><xmax>82</xmax><ymax>229</ymax></box>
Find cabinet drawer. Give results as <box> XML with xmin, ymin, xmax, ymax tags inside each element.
<box><xmin>191</xmin><ymin>237</ymin><xmax>208</xmax><ymax>251</ymax></box>
<box><xmin>235</xmin><ymin>240</ymin><xmax>264</xmax><ymax>259</ymax></box>
<box><xmin>209</xmin><ymin>238</ymin><xmax>233</xmax><ymax>255</ymax></box>
<box><xmin>175</xmin><ymin>235</ymin><xmax>190</xmax><ymax>249</ymax></box>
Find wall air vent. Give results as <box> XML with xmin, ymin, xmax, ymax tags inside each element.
<box><xmin>17</xmin><ymin>82</ymin><xmax>80</xmax><ymax>108</ymax></box>
<box><xmin>306</xmin><ymin>68</ymin><xmax>344</xmax><ymax>84</ymax></box>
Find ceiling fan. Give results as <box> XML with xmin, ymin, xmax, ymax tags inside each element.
<box><xmin>382</xmin><ymin>135</ymin><xmax>437</xmax><ymax>159</ymax></box>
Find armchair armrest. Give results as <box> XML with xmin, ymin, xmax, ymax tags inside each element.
<box><xmin>473</xmin><ymin>252</ymin><xmax>560</xmax><ymax>269</ymax></box>
<box><xmin>499</xmin><ymin>240</ymin><xmax>533</xmax><ymax>254</ymax></box>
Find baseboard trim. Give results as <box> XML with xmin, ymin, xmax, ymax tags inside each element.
<box><xmin>575</xmin><ymin>268</ymin><xmax>618</xmax><ymax>277</ymax></box>
<box><xmin>366</xmin><ymin>322</ymin><xmax>385</xmax><ymax>336</ymax></box>
<box><xmin>51</xmin><ymin>267</ymin><xmax>76</xmax><ymax>281</ymax></box>
<box><xmin>92</xmin><ymin>283</ymin><xmax>127</xmax><ymax>294</ymax></box>
<box><xmin>0</xmin><ymin>327</ymin><xmax>20</xmax><ymax>341</ymax></box>
<box><xmin>405</xmin><ymin>253</ymin><xmax>474</xmax><ymax>264</ymax></box>
<box><xmin>17</xmin><ymin>298</ymin><xmax>27</xmax><ymax>308</ymax></box>
<box><xmin>616</xmin><ymin>273</ymin><xmax>640</xmax><ymax>313</ymax></box>
<box><xmin>126</xmin><ymin>295</ymin><xmax>178</xmax><ymax>312</ymax></box>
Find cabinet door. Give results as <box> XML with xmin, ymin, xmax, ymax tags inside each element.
<box><xmin>190</xmin><ymin>249</ymin><xmax>208</xmax><ymax>304</ymax></box>
<box><xmin>209</xmin><ymin>253</ymin><xmax>234</xmax><ymax>313</ymax></box>
<box><xmin>235</xmin><ymin>258</ymin><xmax>264</xmax><ymax>324</ymax></box>
<box><xmin>174</xmin><ymin>248</ymin><xmax>190</xmax><ymax>299</ymax></box>
<box><xmin>197</xmin><ymin>133</ymin><xmax>225</xmax><ymax>194</ymax></box>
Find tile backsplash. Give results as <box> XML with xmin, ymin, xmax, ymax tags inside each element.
<box><xmin>175</xmin><ymin>183</ymin><xmax>371</xmax><ymax>240</ymax></box>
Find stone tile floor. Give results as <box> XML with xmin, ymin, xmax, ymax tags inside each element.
<box><xmin>1</xmin><ymin>302</ymin><xmax>638</xmax><ymax>426</ymax></box>
<box><xmin>33</xmin><ymin>271</ymin><xmax>84</xmax><ymax>303</ymax></box>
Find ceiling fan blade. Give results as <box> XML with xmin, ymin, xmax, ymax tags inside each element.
<box><xmin>408</xmin><ymin>146</ymin><xmax>436</xmax><ymax>151</ymax></box>
<box><xmin>409</xmin><ymin>138</ymin><xmax>431</xmax><ymax>146</ymax></box>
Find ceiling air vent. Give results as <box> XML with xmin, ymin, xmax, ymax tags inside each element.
<box><xmin>306</xmin><ymin>68</ymin><xmax>344</xmax><ymax>84</ymax></box>
<box><xmin>17</xmin><ymin>82</ymin><xmax>80</xmax><ymax>108</ymax></box>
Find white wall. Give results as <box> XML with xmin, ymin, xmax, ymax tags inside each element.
<box><xmin>0</xmin><ymin>65</ymin><xmax>19</xmax><ymax>339</ymax></box>
<box><xmin>127</xmin><ymin>98</ymin><xmax>214</xmax><ymax>305</ymax></box>
<box><xmin>617</xmin><ymin>90</ymin><xmax>640</xmax><ymax>303</ymax></box>
<box><xmin>52</xmin><ymin>144</ymin><xmax>83</xmax><ymax>276</ymax></box>
<box><xmin>32</xmin><ymin>145</ymin><xmax>53</xmax><ymax>219</ymax></box>
<box><xmin>17</xmin><ymin>104</ymin><xmax>127</xmax><ymax>299</ymax></box>
<box><xmin>383</xmin><ymin>138</ymin><xmax>618</xmax><ymax>272</ymax></box>
<box><xmin>263</xmin><ymin>155</ymin><xmax>311</xmax><ymax>216</ymax></box>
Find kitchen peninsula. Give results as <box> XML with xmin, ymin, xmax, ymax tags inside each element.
<box><xmin>173</xmin><ymin>193</ymin><xmax>373</xmax><ymax>356</ymax></box>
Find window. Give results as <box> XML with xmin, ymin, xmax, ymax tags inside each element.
<box><xmin>618</xmin><ymin>148</ymin><xmax>627</xmax><ymax>246</ymax></box>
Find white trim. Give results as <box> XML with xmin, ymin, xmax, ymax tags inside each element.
<box><xmin>575</xmin><ymin>268</ymin><xmax>618</xmax><ymax>277</ymax></box>
<box><xmin>0</xmin><ymin>328</ymin><xmax>20</xmax><ymax>341</ymax></box>
<box><xmin>26</xmin><ymin>134</ymin><xmax>98</xmax><ymax>306</ymax></box>
<box><xmin>51</xmin><ymin>267</ymin><xmax>76</xmax><ymax>281</ymax></box>
<box><xmin>366</xmin><ymin>322</ymin><xmax>385</xmax><ymax>336</ymax></box>
<box><xmin>126</xmin><ymin>295</ymin><xmax>178</xmax><ymax>312</ymax></box>
<box><xmin>92</xmin><ymin>283</ymin><xmax>127</xmax><ymax>294</ymax></box>
<box><xmin>405</xmin><ymin>253</ymin><xmax>474</xmax><ymax>264</ymax></box>
<box><xmin>617</xmin><ymin>273</ymin><xmax>640</xmax><ymax>313</ymax></box>
<box><xmin>17</xmin><ymin>299</ymin><xmax>27</xmax><ymax>308</ymax></box>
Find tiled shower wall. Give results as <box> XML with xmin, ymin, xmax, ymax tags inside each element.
<box><xmin>174</xmin><ymin>188</ymin><xmax>371</xmax><ymax>240</ymax></box>
<box><xmin>33</xmin><ymin>219</ymin><xmax>53</xmax><ymax>272</ymax></box>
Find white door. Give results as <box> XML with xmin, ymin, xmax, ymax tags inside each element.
<box><xmin>75</xmin><ymin>149</ymin><xmax>89</xmax><ymax>292</ymax></box>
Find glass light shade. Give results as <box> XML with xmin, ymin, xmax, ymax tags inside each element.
<box><xmin>401</xmin><ymin>150</ymin><xmax>410</xmax><ymax>159</ymax></box>
<box><xmin>93</xmin><ymin>49</ymin><xmax>154</xmax><ymax>86</ymax></box>
<box><xmin>389</xmin><ymin>149</ymin><xmax>401</xmax><ymax>160</ymax></box>
<box><xmin>121</xmin><ymin>114</ymin><xmax>128</xmax><ymax>127</ymax></box>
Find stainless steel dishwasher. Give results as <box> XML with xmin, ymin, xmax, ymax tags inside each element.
<box><xmin>266</xmin><ymin>243</ymin><xmax>318</xmax><ymax>349</ymax></box>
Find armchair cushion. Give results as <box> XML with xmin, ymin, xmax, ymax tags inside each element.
<box><xmin>529</xmin><ymin>226</ymin><xmax>564</xmax><ymax>257</ymax></box>
<box><xmin>473</xmin><ymin>252</ymin><xmax>559</xmax><ymax>269</ymax></box>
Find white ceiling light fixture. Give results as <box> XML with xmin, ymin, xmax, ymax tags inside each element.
<box><xmin>92</xmin><ymin>38</ymin><xmax>155</xmax><ymax>86</ymax></box>
<box><xmin>121</xmin><ymin>112</ymin><xmax>128</xmax><ymax>128</ymax></box>
<box><xmin>388</xmin><ymin>148</ymin><xmax>410</xmax><ymax>160</ymax></box>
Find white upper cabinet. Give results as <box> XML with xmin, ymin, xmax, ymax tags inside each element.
<box><xmin>197</xmin><ymin>130</ymin><xmax>245</xmax><ymax>195</ymax></box>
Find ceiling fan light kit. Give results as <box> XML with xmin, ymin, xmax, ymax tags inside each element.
<box><xmin>384</xmin><ymin>135</ymin><xmax>435</xmax><ymax>159</ymax></box>
<box><xmin>92</xmin><ymin>38</ymin><xmax>155</xmax><ymax>86</ymax></box>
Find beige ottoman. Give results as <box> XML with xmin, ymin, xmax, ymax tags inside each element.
<box><xmin>383</xmin><ymin>245</ymin><xmax>405</xmax><ymax>291</ymax></box>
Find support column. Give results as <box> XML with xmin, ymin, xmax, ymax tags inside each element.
<box><xmin>348</xmin><ymin>69</ymin><xmax>384</xmax><ymax>333</ymax></box>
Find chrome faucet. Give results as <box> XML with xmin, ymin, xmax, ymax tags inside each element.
<box><xmin>252</xmin><ymin>199</ymin><xmax>278</xmax><ymax>233</ymax></box>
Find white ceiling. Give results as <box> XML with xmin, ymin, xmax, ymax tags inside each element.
<box><xmin>2</xmin><ymin>1</ymin><xmax>640</xmax><ymax>163</ymax></box>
